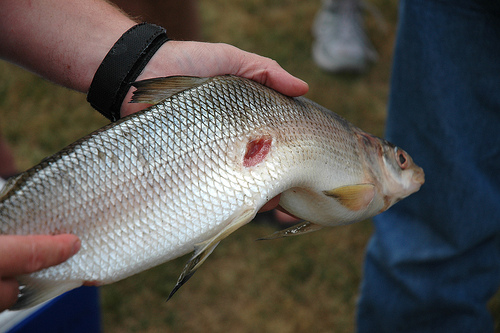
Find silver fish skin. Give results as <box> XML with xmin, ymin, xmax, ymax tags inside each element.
<box><xmin>0</xmin><ymin>75</ymin><xmax>424</xmax><ymax>309</ymax></box>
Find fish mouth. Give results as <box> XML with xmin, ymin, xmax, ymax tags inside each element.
<box><xmin>406</xmin><ymin>167</ymin><xmax>425</xmax><ymax>195</ymax></box>
<box><xmin>412</xmin><ymin>167</ymin><xmax>425</xmax><ymax>186</ymax></box>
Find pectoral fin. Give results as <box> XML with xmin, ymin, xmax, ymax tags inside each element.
<box><xmin>167</xmin><ymin>207</ymin><xmax>256</xmax><ymax>301</ymax></box>
<box><xmin>323</xmin><ymin>184</ymin><xmax>375</xmax><ymax>211</ymax></box>
<box><xmin>257</xmin><ymin>221</ymin><xmax>324</xmax><ymax>240</ymax></box>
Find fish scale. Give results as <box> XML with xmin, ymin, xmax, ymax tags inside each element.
<box><xmin>0</xmin><ymin>75</ymin><xmax>424</xmax><ymax>309</ymax></box>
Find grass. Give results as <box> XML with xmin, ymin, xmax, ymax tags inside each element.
<box><xmin>0</xmin><ymin>0</ymin><xmax>499</xmax><ymax>332</ymax></box>
<box><xmin>98</xmin><ymin>221</ymin><xmax>372</xmax><ymax>333</ymax></box>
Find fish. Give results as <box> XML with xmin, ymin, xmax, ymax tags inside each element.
<box><xmin>0</xmin><ymin>75</ymin><xmax>424</xmax><ymax>310</ymax></box>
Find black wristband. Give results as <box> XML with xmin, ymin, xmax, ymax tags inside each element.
<box><xmin>87</xmin><ymin>23</ymin><xmax>170</xmax><ymax>121</ymax></box>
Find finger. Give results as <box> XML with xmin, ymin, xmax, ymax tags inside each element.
<box><xmin>274</xmin><ymin>209</ymin><xmax>301</xmax><ymax>223</ymax></box>
<box><xmin>0</xmin><ymin>278</ymin><xmax>19</xmax><ymax>311</ymax></box>
<box><xmin>245</xmin><ymin>66</ymin><xmax>309</xmax><ymax>97</ymax></box>
<box><xmin>234</xmin><ymin>51</ymin><xmax>309</xmax><ymax>97</ymax></box>
<box><xmin>259</xmin><ymin>194</ymin><xmax>281</xmax><ymax>212</ymax></box>
<box><xmin>0</xmin><ymin>234</ymin><xmax>80</xmax><ymax>277</ymax></box>
<box><xmin>161</xmin><ymin>42</ymin><xmax>309</xmax><ymax>97</ymax></box>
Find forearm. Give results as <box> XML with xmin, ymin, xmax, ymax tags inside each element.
<box><xmin>0</xmin><ymin>0</ymin><xmax>136</xmax><ymax>93</ymax></box>
<box><xmin>0</xmin><ymin>0</ymin><xmax>308</xmax><ymax>118</ymax></box>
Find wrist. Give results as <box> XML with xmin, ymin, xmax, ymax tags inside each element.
<box><xmin>87</xmin><ymin>23</ymin><xmax>170</xmax><ymax>121</ymax></box>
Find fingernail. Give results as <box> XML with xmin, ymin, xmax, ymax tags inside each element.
<box><xmin>298</xmin><ymin>78</ymin><xmax>308</xmax><ymax>85</ymax></box>
<box><xmin>72</xmin><ymin>239</ymin><xmax>81</xmax><ymax>255</ymax></box>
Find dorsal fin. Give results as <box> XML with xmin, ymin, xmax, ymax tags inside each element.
<box><xmin>131</xmin><ymin>76</ymin><xmax>211</xmax><ymax>104</ymax></box>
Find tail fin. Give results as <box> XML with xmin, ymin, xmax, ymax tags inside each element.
<box><xmin>10</xmin><ymin>276</ymin><xmax>81</xmax><ymax>310</ymax></box>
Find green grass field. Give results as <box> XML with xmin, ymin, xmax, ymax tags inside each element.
<box><xmin>1</xmin><ymin>0</ymin><xmax>499</xmax><ymax>332</ymax></box>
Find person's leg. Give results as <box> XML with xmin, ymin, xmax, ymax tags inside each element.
<box><xmin>312</xmin><ymin>0</ymin><xmax>377</xmax><ymax>73</ymax></box>
<box><xmin>357</xmin><ymin>0</ymin><xmax>500</xmax><ymax>331</ymax></box>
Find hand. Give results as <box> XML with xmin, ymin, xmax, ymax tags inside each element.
<box><xmin>259</xmin><ymin>195</ymin><xmax>281</xmax><ymax>213</ymax></box>
<box><xmin>120</xmin><ymin>41</ymin><xmax>309</xmax><ymax>116</ymax></box>
<box><xmin>0</xmin><ymin>234</ymin><xmax>80</xmax><ymax>311</ymax></box>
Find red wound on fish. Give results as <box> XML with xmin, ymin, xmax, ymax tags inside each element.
<box><xmin>243</xmin><ymin>136</ymin><xmax>272</xmax><ymax>167</ymax></box>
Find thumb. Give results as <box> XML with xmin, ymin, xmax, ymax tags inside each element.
<box><xmin>0</xmin><ymin>234</ymin><xmax>81</xmax><ymax>277</ymax></box>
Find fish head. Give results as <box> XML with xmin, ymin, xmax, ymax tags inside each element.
<box><xmin>371</xmin><ymin>137</ymin><xmax>425</xmax><ymax>210</ymax></box>
<box><xmin>279</xmin><ymin>131</ymin><xmax>424</xmax><ymax>227</ymax></box>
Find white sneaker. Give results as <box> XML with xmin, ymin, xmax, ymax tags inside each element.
<box><xmin>312</xmin><ymin>0</ymin><xmax>378</xmax><ymax>73</ymax></box>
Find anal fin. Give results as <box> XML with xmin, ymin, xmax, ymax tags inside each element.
<box><xmin>167</xmin><ymin>207</ymin><xmax>256</xmax><ymax>301</ymax></box>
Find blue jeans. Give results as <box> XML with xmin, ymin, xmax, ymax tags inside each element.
<box><xmin>357</xmin><ymin>0</ymin><xmax>500</xmax><ymax>332</ymax></box>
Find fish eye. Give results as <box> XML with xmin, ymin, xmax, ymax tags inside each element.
<box><xmin>399</xmin><ymin>152</ymin><xmax>406</xmax><ymax>165</ymax></box>
<box><xmin>396</xmin><ymin>148</ymin><xmax>409</xmax><ymax>169</ymax></box>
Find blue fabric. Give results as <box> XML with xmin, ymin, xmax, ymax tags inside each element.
<box><xmin>8</xmin><ymin>287</ymin><xmax>101</xmax><ymax>333</ymax></box>
<box><xmin>357</xmin><ymin>0</ymin><xmax>500</xmax><ymax>332</ymax></box>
